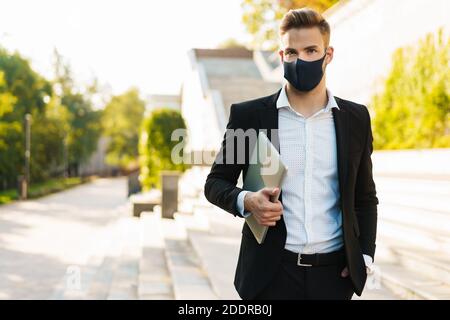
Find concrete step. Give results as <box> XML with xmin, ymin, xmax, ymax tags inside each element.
<box><xmin>376</xmin><ymin>177</ymin><xmax>450</xmax><ymax>196</ymax></box>
<box><xmin>175</xmin><ymin>211</ymin><xmax>209</xmax><ymax>232</ymax></box>
<box><xmin>365</xmin><ymin>216</ymin><xmax>450</xmax><ymax>299</ymax></box>
<box><xmin>107</xmin><ymin>217</ymin><xmax>141</xmax><ymax>300</ymax></box>
<box><xmin>376</xmin><ymin>243</ymin><xmax>450</xmax><ymax>286</ymax></box>
<box><xmin>377</xmin><ymin>218</ymin><xmax>450</xmax><ymax>255</ymax></box>
<box><xmin>177</xmin><ymin>196</ymin><xmax>198</xmax><ymax>215</ymax></box>
<box><xmin>138</xmin><ymin>211</ymin><xmax>174</xmax><ymax>300</ymax></box>
<box><xmin>374</xmin><ymin>262</ymin><xmax>450</xmax><ymax>299</ymax></box>
<box><xmin>181</xmin><ymin>201</ymin><xmax>239</xmax><ymax>235</ymax></box>
<box><xmin>378</xmin><ymin>203</ymin><xmax>449</xmax><ymax>235</ymax></box>
<box><xmin>355</xmin><ymin>243</ymin><xmax>450</xmax><ymax>300</ymax></box>
<box><xmin>354</xmin><ymin>282</ymin><xmax>403</xmax><ymax>300</ymax></box>
<box><xmin>129</xmin><ymin>190</ymin><xmax>160</xmax><ymax>217</ymax></box>
<box><xmin>180</xmin><ymin>209</ymin><xmax>405</xmax><ymax>300</ymax></box>
<box><xmin>161</xmin><ymin>216</ymin><xmax>218</xmax><ymax>300</ymax></box>
<box><xmin>202</xmin><ymin>207</ymin><xmax>243</xmax><ymax>237</ymax></box>
<box><xmin>175</xmin><ymin>209</ymin><xmax>242</xmax><ymax>300</ymax></box>
<box><xmin>376</xmin><ymin>177</ymin><xmax>450</xmax><ymax>215</ymax></box>
<box><xmin>49</xmin><ymin>218</ymin><xmax>121</xmax><ymax>300</ymax></box>
<box><xmin>179</xmin><ymin>167</ymin><xmax>209</xmax><ymax>194</ymax></box>
<box><xmin>377</xmin><ymin>189</ymin><xmax>450</xmax><ymax>215</ymax></box>
<box><xmin>180</xmin><ymin>190</ymin><xmax>450</xmax><ymax>300</ymax></box>
<box><xmin>187</xmin><ymin>228</ymin><xmax>241</xmax><ymax>299</ymax></box>
<box><xmin>85</xmin><ymin>219</ymin><xmax>126</xmax><ymax>299</ymax></box>
<box><xmin>178</xmin><ymin>168</ymin><xmax>211</xmax><ymax>214</ymax></box>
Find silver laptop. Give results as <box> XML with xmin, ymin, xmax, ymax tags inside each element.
<box><xmin>243</xmin><ymin>131</ymin><xmax>288</xmax><ymax>244</ymax></box>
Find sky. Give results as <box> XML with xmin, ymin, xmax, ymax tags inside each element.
<box><xmin>0</xmin><ymin>0</ymin><xmax>250</xmax><ymax>97</ymax></box>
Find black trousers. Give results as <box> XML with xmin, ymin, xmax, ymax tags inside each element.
<box><xmin>253</xmin><ymin>249</ymin><xmax>355</xmax><ymax>300</ymax></box>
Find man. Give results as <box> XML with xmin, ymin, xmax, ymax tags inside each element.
<box><xmin>204</xmin><ymin>7</ymin><xmax>378</xmax><ymax>300</ymax></box>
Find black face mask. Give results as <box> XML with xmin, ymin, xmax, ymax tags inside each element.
<box><xmin>283</xmin><ymin>51</ymin><xmax>327</xmax><ymax>92</ymax></box>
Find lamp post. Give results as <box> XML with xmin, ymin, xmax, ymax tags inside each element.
<box><xmin>63</xmin><ymin>131</ymin><xmax>68</xmax><ymax>178</ymax></box>
<box><xmin>19</xmin><ymin>113</ymin><xmax>31</xmax><ymax>199</ymax></box>
<box><xmin>25</xmin><ymin>113</ymin><xmax>31</xmax><ymax>184</ymax></box>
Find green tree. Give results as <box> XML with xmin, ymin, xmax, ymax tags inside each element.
<box><xmin>372</xmin><ymin>29</ymin><xmax>450</xmax><ymax>150</ymax></box>
<box><xmin>0</xmin><ymin>47</ymin><xmax>54</xmax><ymax>187</ymax></box>
<box><xmin>52</xmin><ymin>50</ymin><xmax>102</xmax><ymax>176</ymax></box>
<box><xmin>217</xmin><ymin>38</ymin><xmax>248</xmax><ymax>49</ymax></box>
<box><xmin>0</xmin><ymin>46</ymin><xmax>102</xmax><ymax>189</ymax></box>
<box><xmin>139</xmin><ymin>108</ymin><xmax>188</xmax><ymax>190</ymax></box>
<box><xmin>0</xmin><ymin>71</ymin><xmax>17</xmax><ymax>117</ymax></box>
<box><xmin>0</xmin><ymin>70</ymin><xmax>20</xmax><ymax>189</ymax></box>
<box><xmin>241</xmin><ymin>0</ymin><xmax>339</xmax><ymax>50</ymax></box>
<box><xmin>0</xmin><ymin>48</ymin><xmax>51</xmax><ymax>121</ymax></box>
<box><xmin>28</xmin><ymin>98</ymin><xmax>70</xmax><ymax>181</ymax></box>
<box><xmin>61</xmin><ymin>93</ymin><xmax>102</xmax><ymax>175</ymax></box>
<box><xmin>102</xmin><ymin>88</ymin><xmax>145</xmax><ymax>169</ymax></box>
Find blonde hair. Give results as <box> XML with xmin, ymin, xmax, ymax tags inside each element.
<box><xmin>279</xmin><ymin>8</ymin><xmax>331</xmax><ymax>47</ymax></box>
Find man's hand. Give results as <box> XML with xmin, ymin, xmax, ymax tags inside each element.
<box><xmin>341</xmin><ymin>266</ymin><xmax>349</xmax><ymax>278</ymax></box>
<box><xmin>341</xmin><ymin>266</ymin><xmax>372</xmax><ymax>277</ymax></box>
<box><xmin>243</xmin><ymin>187</ymin><xmax>283</xmax><ymax>226</ymax></box>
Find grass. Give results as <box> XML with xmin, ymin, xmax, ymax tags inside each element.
<box><xmin>0</xmin><ymin>176</ymin><xmax>93</xmax><ymax>205</ymax></box>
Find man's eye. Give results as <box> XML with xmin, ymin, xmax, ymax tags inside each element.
<box><xmin>307</xmin><ymin>49</ymin><xmax>317</xmax><ymax>53</ymax></box>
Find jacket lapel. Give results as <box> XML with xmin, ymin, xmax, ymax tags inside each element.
<box><xmin>257</xmin><ymin>89</ymin><xmax>282</xmax><ymax>202</ymax></box>
<box><xmin>258</xmin><ymin>89</ymin><xmax>282</xmax><ymax>153</ymax></box>
<box><xmin>332</xmin><ymin>99</ymin><xmax>349</xmax><ymax>200</ymax></box>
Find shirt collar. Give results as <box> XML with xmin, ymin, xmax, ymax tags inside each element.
<box><xmin>276</xmin><ymin>85</ymin><xmax>340</xmax><ymax>112</ymax></box>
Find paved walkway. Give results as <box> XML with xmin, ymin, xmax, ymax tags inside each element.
<box><xmin>0</xmin><ymin>177</ymin><xmax>128</xmax><ymax>299</ymax></box>
<box><xmin>0</xmin><ymin>168</ymin><xmax>448</xmax><ymax>300</ymax></box>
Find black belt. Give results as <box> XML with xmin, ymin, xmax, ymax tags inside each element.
<box><xmin>282</xmin><ymin>247</ymin><xmax>346</xmax><ymax>267</ymax></box>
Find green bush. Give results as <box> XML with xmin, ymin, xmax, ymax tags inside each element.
<box><xmin>372</xmin><ymin>29</ymin><xmax>450</xmax><ymax>150</ymax></box>
<box><xmin>139</xmin><ymin>108</ymin><xmax>189</xmax><ymax>190</ymax></box>
<box><xmin>102</xmin><ymin>88</ymin><xmax>145</xmax><ymax>169</ymax></box>
<box><xmin>0</xmin><ymin>177</ymin><xmax>85</xmax><ymax>205</ymax></box>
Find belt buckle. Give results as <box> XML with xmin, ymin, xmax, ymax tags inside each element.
<box><xmin>297</xmin><ymin>253</ymin><xmax>313</xmax><ymax>267</ymax></box>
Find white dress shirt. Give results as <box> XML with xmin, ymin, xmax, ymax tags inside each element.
<box><xmin>236</xmin><ymin>85</ymin><xmax>373</xmax><ymax>267</ymax></box>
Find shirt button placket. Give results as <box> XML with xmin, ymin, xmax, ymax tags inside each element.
<box><xmin>303</xmin><ymin>119</ymin><xmax>311</xmax><ymax>253</ymax></box>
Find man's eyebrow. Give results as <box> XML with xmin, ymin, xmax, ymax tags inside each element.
<box><xmin>304</xmin><ymin>45</ymin><xmax>319</xmax><ymax>50</ymax></box>
<box><xmin>285</xmin><ymin>45</ymin><xmax>319</xmax><ymax>52</ymax></box>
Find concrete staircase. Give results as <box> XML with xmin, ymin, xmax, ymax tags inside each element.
<box><xmin>208</xmin><ymin>77</ymin><xmax>281</xmax><ymax>118</ymax></box>
<box><xmin>172</xmin><ymin>169</ymin><xmax>450</xmax><ymax>300</ymax></box>
<box><xmin>50</xmin><ymin>169</ymin><xmax>450</xmax><ymax>300</ymax></box>
<box><xmin>358</xmin><ymin>176</ymin><xmax>450</xmax><ymax>300</ymax></box>
<box><xmin>49</xmin><ymin>167</ymin><xmax>217</xmax><ymax>300</ymax></box>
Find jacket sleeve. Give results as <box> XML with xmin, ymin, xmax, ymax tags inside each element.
<box><xmin>204</xmin><ymin>104</ymin><xmax>246</xmax><ymax>217</ymax></box>
<box><xmin>355</xmin><ymin>106</ymin><xmax>379</xmax><ymax>260</ymax></box>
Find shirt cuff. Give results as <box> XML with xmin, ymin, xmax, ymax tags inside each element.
<box><xmin>363</xmin><ymin>254</ymin><xmax>373</xmax><ymax>267</ymax></box>
<box><xmin>236</xmin><ymin>190</ymin><xmax>252</xmax><ymax>218</ymax></box>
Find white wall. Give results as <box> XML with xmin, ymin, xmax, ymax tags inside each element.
<box><xmin>325</xmin><ymin>0</ymin><xmax>450</xmax><ymax>105</ymax></box>
<box><xmin>181</xmin><ymin>63</ymin><xmax>223</xmax><ymax>155</ymax></box>
<box><xmin>372</xmin><ymin>148</ymin><xmax>450</xmax><ymax>177</ymax></box>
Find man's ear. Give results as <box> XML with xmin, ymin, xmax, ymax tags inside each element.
<box><xmin>325</xmin><ymin>46</ymin><xmax>334</xmax><ymax>64</ymax></box>
<box><xmin>278</xmin><ymin>49</ymin><xmax>284</xmax><ymax>63</ymax></box>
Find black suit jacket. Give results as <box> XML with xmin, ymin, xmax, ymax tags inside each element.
<box><xmin>204</xmin><ymin>89</ymin><xmax>378</xmax><ymax>299</ymax></box>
